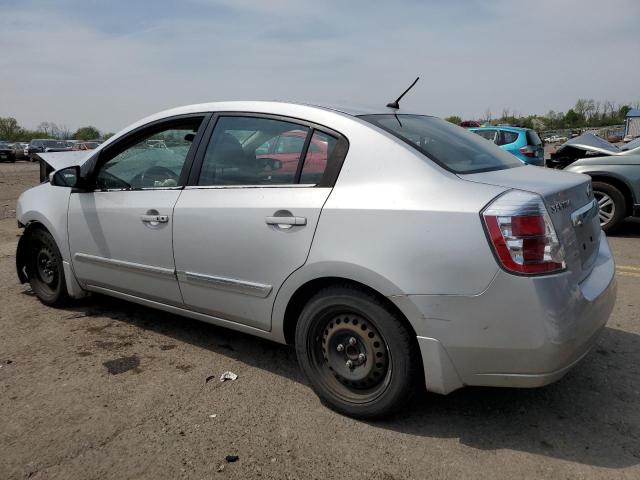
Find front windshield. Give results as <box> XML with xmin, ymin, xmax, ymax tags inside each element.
<box><xmin>359</xmin><ymin>114</ymin><xmax>524</xmax><ymax>174</ymax></box>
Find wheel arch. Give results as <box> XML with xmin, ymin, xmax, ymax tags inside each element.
<box><xmin>589</xmin><ymin>173</ymin><xmax>636</xmax><ymax>216</ymax></box>
<box><xmin>16</xmin><ymin>221</ymin><xmax>51</xmax><ymax>283</ymax></box>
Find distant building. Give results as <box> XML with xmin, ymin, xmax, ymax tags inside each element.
<box><xmin>624</xmin><ymin>108</ymin><xmax>640</xmax><ymax>141</ymax></box>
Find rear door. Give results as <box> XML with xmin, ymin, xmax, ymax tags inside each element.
<box><xmin>172</xmin><ymin>114</ymin><xmax>348</xmax><ymax>330</ymax></box>
<box><xmin>68</xmin><ymin>115</ymin><xmax>207</xmax><ymax>303</ymax></box>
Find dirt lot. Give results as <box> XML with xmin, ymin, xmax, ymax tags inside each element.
<box><xmin>1</xmin><ymin>162</ymin><xmax>639</xmax><ymax>479</ymax></box>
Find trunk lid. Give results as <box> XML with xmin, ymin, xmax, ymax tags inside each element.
<box><xmin>460</xmin><ymin>165</ymin><xmax>601</xmax><ymax>281</ymax></box>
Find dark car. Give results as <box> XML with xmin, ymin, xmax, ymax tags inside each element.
<box><xmin>12</xmin><ymin>142</ymin><xmax>29</xmax><ymax>161</ymax></box>
<box><xmin>0</xmin><ymin>142</ymin><xmax>16</xmax><ymax>162</ymax></box>
<box><xmin>27</xmin><ymin>139</ymin><xmax>71</xmax><ymax>162</ymax></box>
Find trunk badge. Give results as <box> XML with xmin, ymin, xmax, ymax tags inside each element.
<box><xmin>550</xmin><ymin>199</ymin><xmax>571</xmax><ymax>213</ymax></box>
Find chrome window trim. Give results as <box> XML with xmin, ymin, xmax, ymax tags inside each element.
<box><xmin>73</xmin><ymin>253</ymin><xmax>175</xmax><ymax>278</ymax></box>
<box><xmin>90</xmin><ymin>186</ymin><xmax>184</xmax><ymax>193</ymax></box>
<box><xmin>176</xmin><ymin>270</ymin><xmax>272</xmax><ymax>298</ymax></box>
<box><xmin>183</xmin><ymin>184</ymin><xmax>317</xmax><ymax>190</ymax></box>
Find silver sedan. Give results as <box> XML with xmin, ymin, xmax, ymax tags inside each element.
<box><xmin>15</xmin><ymin>101</ymin><xmax>616</xmax><ymax>418</ymax></box>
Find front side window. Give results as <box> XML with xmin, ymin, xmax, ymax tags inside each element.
<box><xmin>198</xmin><ymin>116</ymin><xmax>310</xmax><ymax>186</ymax></box>
<box><xmin>360</xmin><ymin>115</ymin><xmax>523</xmax><ymax>174</ymax></box>
<box><xmin>95</xmin><ymin>120</ymin><xmax>201</xmax><ymax>190</ymax></box>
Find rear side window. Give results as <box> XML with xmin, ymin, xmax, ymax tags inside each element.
<box><xmin>526</xmin><ymin>130</ymin><xmax>542</xmax><ymax>146</ymax></box>
<box><xmin>300</xmin><ymin>131</ymin><xmax>337</xmax><ymax>184</ymax></box>
<box><xmin>474</xmin><ymin>130</ymin><xmax>498</xmax><ymax>143</ymax></box>
<box><xmin>198</xmin><ymin>116</ymin><xmax>310</xmax><ymax>186</ymax></box>
<box><xmin>360</xmin><ymin>115</ymin><xmax>522</xmax><ymax>174</ymax></box>
<box><xmin>498</xmin><ymin>131</ymin><xmax>519</xmax><ymax>145</ymax></box>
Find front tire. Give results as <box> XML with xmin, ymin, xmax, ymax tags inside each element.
<box><xmin>592</xmin><ymin>181</ymin><xmax>626</xmax><ymax>232</ymax></box>
<box><xmin>295</xmin><ymin>284</ymin><xmax>420</xmax><ymax>419</ymax></box>
<box><xmin>26</xmin><ymin>229</ymin><xmax>70</xmax><ymax>307</ymax></box>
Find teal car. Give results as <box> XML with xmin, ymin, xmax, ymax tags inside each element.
<box><xmin>470</xmin><ymin>126</ymin><xmax>544</xmax><ymax>166</ymax></box>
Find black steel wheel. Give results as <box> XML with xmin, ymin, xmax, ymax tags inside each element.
<box><xmin>295</xmin><ymin>284</ymin><xmax>420</xmax><ymax>419</ymax></box>
<box><xmin>26</xmin><ymin>228</ymin><xmax>70</xmax><ymax>306</ymax></box>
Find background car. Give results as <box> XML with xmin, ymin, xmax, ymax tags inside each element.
<box><xmin>544</xmin><ymin>134</ymin><xmax>568</xmax><ymax>143</ymax></box>
<box><xmin>548</xmin><ymin>133</ymin><xmax>640</xmax><ymax>170</ymax></box>
<box><xmin>11</xmin><ymin>142</ymin><xmax>29</xmax><ymax>160</ymax></box>
<box><xmin>0</xmin><ymin>141</ymin><xmax>16</xmax><ymax>162</ymax></box>
<box><xmin>469</xmin><ymin>126</ymin><xmax>544</xmax><ymax>166</ymax></box>
<box><xmin>71</xmin><ymin>141</ymin><xmax>100</xmax><ymax>151</ymax></box>
<box><xmin>564</xmin><ymin>153</ymin><xmax>640</xmax><ymax>231</ymax></box>
<box><xmin>26</xmin><ymin>139</ymin><xmax>72</xmax><ymax>161</ymax></box>
<box><xmin>255</xmin><ymin>129</ymin><xmax>329</xmax><ymax>179</ymax></box>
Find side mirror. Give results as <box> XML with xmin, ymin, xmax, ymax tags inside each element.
<box><xmin>50</xmin><ymin>165</ymin><xmax>81</xmax><ymax>188</ymax></box>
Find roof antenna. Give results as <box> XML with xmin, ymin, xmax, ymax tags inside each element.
<box><xmin>386</xmin><ymin>77</ymin><xmax>420</xmax><ymax>109</ymax></box>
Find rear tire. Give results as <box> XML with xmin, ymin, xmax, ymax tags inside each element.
<box><xmin>26</xmin><ymin>229</ymin><xmax>70</xmax><ymax>307</ymax></box>
<box><xmin>592</xmin><ymin>181</ymin><xmax>626</xmax><ymax>232</ymax></box>
<box><xmin>295</xmin><ymin>284</ymin><xmax>420</xmax><ymax>419</ymax></box>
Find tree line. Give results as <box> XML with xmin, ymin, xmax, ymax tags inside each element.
<box><xmin>0</xmin><ymin>117</ymin><xmax>114</xmax><ymax>142</ymax></box>
<box><xmin>2</xmin><ymin>98</ymin><xmax>638</xmax><ymax>141</ymax></box>
<box><xmin>445</xmin><ymin>99</ymin><xmax>638</xmax><ymax>131</ymax></box>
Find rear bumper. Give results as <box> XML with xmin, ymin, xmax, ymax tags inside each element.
<box><xmin>396</xmin><ymin>234</ymin><xmax>616</xmax><ymax>394</ymax></box>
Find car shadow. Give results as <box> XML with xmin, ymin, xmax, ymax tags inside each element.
<box><xmin>59</xmin><ymin>294</ymin><xmax>639</xmax><ymax>469</ymax></box>
<box><xmin>609</xmin><ymin>217</ymin><xmax>640</xmax><ymax>238</ymax></box>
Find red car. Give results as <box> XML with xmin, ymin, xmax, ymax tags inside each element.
<box><xmin>257</xmin><ymin>129</ymin><xmax>329</xmax><ymax>177</ymax></box>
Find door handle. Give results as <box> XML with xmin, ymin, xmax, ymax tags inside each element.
<box><xmin>141</xmin><ymin>214</ymin><xmax>169</xmax><ymax>223</ymax></box>
<box><xmin>265</xmin><ymin>216</ymin><xmax>307</xmax><ymax>226</ymax></box>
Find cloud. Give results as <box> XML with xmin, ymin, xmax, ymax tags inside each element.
<box><xmin>0</xmin><ymin>0</ymin><xmax>638</xmax><ymax>132</ymax></box>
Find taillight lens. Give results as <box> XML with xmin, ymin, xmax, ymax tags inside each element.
<box><xmin>519</xmin><ymin>145</ymin><xmax>535</xmax><ymax>157</ymax></box>
<box><xmin>482</xmin><ymin>190</ymin><xmax>565</xmax><ymax>275</ymax></box>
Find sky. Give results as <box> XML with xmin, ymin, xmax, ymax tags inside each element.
<box><xmin>1</xmin><ymin>0</ymin><xmax>639</xmax><ymax>133</ymax></box>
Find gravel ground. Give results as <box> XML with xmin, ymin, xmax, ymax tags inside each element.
<box><xmin>1</xmin><ymin>161</ymin><xmax>639</xmax><ymax>479</ymax></box>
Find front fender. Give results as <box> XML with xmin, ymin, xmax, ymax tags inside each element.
<box><xmin>16</xmin><ymin>183</ymin><xmax>72</xmax><ymax>262</ymax></box>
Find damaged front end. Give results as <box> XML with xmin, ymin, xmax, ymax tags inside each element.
<box><xmin>547</xmin><ymin>133</ymin><xmax>621</xmax><ymax>169</ymax></box>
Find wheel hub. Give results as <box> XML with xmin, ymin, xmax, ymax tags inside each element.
<box><xmin>594</xmin><ymin>191</ymin><xmax>615</xmax><ymax>226</ymax></box>
<box><xmin>36</xmin><ymin>248</ymin><xmax>56</xmax><ymax>285</ymax></box>
<box><xmin>321</xmin><ymin>314</ymin><xmax>388</xmax><ymax>389</ymax></box>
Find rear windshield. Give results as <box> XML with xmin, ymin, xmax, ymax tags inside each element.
<box><xmin>526</xmin><ymin>130</ymin><xmax>542</xmax><ymax>146</ymax></box>
<box><xmin>359</xmin><ymin>114</ymin><xmax>523</xmax><ymax>174</ymax></box>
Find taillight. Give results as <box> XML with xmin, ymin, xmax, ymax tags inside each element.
<box><xmin>519</xmin><ymin>145</ymin><xmax>535</xmax><ymax>157</ymax></box>
<box><xmin>482</xmin><ymin>190</ymin><xmax>565</xmax><ymax>275</ymax></box>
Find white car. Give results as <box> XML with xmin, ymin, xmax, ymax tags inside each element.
<box><xmin>16</xmin><ymin>101</ymin><xmax>616</xmax><ymax>418</ymax></box>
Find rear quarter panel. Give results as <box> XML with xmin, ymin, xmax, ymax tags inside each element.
<box><xmin>566</xmin><ymin>163</ymin><xmax>640</xmax><ymax>205</ymax></box>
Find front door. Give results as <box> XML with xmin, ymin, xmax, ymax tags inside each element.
<box><xmin>68</xmin><ymin>116</ymin><xmax>206</xmax><ymax>304</ymax></box>
<box><xmin>173</xmin><ymin>114</ymin><xmax>346</xmax><ymax>330</ymax></box>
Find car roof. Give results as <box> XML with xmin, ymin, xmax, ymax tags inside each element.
<box><xmin>139</xmin><ymin>100</ymin><xmax>428</xmax><ymax>121</ymax></box>
<box><xmin>470</xmin><ymin>126</ymin><xmax>529</xmax><ymax>133</ymax></box>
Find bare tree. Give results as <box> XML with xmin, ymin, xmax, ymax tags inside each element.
<box><xmin>58</xmin><ymin>124</ymin><xmax>72</xmax><ymax>140</ymax></box>
<box><xmin>603</xmin><ymin>100</ymin><xmax>616</xmax><ymax>119</ymax></box>
<box><xmin>484</xmin><ymin>107</ymin><xmax>492</xmax><ymax>123</ymax></box>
